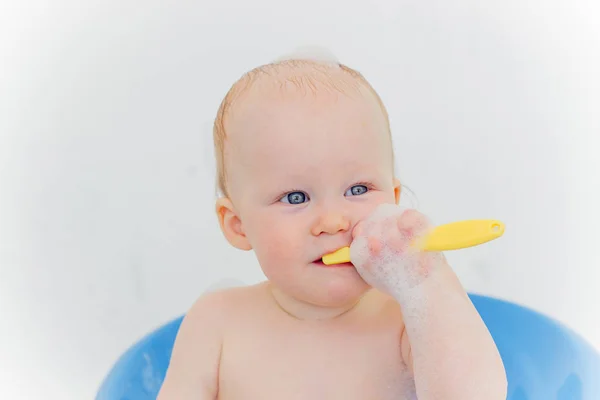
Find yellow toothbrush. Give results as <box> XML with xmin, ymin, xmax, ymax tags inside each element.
<box><xmin>322</xmin><ymin>219</ymin><xmax>505</xmax><ymax>265</ymax></box>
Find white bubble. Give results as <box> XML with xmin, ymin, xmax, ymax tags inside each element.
<box><xmin>350</xmin><ymin>203</ymin><xmax>436</xmax><ymax>299</ymax></box>
<box><xmin>272</xmin><ymin>45</ymin><xmax>340</xmax><ymax>66</ymax></box>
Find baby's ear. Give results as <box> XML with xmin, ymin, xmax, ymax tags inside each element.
<box><xmin>393</xmin><ymin>178</ymin><xmax>401</xmax><ymax>205</ymax></box>
<box><xmin>215</xmin><ymin>198</ymin><xmax>252</xmax><ymax>251</ymax></box>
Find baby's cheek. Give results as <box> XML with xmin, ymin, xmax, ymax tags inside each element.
<box><xmin>253</xmin><ymin>222</ymin><xmax>297</xmax><ymax>264</ymax></box>
<box><xmin>264</xmin><ymin>240</ymin><xmax>289</xmax><ymax>260</ymax></box>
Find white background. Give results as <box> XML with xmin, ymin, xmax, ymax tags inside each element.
<box><xmin>1</xmin><ymin>0</ymin><xmax>599</xmax><ymax>399</ymax></box>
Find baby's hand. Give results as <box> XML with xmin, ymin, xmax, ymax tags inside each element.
<box><xmin>350</xmin><ymin>203</ymin><xmax>447</xmax><ymax>297</ymax></box>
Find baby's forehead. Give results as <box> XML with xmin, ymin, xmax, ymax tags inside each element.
<box><xmin>229</xmin><ymin>98</ymin><xmax>390</xmax><ymax>171</ymax></box>
<box><xmin>227</xmin><ymin>60</ymin><xmax>376</xmax><ymax>115</ymax></box>
<box><xmin>217</xmin><ymin>59</ymin><xmax>393</xmax><ymax>197</ymax></box>
<box><xmin>231</xmin><ymin>84</ymin><xmax>385</xmax><ymax>148</ymax></box>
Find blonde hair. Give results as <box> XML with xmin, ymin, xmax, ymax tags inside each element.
<box><xmin>212</xmin><ymin>47</ymin><xmax>393</xmax><ymax>198</ymax></box>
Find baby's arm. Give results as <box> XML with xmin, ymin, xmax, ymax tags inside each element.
<box><xmin>398</xmin><ymin>261</ymin><xmax>507</xmax><ymax>399</ymax></box>
<box><xmin>157</xmin><ymin>292</ymin><xmax>224</xmax><ymax>400</ymax></box>
<box><xmin>351</xmin><ymin>205</ymin><xmax>507</xmax><ymax>399</ymax></box>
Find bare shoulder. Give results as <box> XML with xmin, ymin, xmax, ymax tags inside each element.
<box><xmin>187</xmin><ymin>284</ymin><xmax>250</xmax><ymax>316</ymax></box>
<box><xmin>184</xmin><ymin>282</ymin><xmax>266</xmax><ymax>327</ymax></box>
<box><xmin>157</xmin><ymin>283</ymin><xmax>266</xmax><ymax>399</ymax></box>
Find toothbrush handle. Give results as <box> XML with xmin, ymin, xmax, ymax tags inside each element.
<box><xmin>418</xmin><ymin>220</ymin><xmax>505</xmax><ymax>251</ymax></box>
<box><xmin>322</xmin><ymin>220</ymin><xmax>505</xmax><ymax>265</ymax></box>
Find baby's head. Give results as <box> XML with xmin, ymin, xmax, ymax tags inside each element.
<box><xmin>213</xmin><ymin>50</ymin><xmax>402</xmax><ymax>314</ymax></box>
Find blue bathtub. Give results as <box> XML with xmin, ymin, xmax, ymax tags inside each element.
<box><xmin>96</xmin><ymin>294</ymin><xmax>600</xmax><ymax>399</ymax></box>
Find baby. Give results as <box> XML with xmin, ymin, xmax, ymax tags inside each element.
<box><xmin>157</xmin><ymin>51</ymin><xmax>507</xmax><ymax>399</ymax></box>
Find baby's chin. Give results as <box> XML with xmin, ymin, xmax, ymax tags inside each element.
<box><xmin>261</xmin><ymin>261</ymin><xmax>371</xmax><ymax>312</ymax></box>
<box><xmin>298</xmin><ymin>270</ymin><xmax>371</xmax><ymax>308</ymax></box>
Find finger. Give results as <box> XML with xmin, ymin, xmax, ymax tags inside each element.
<box><xmin>398</xmin><ymin>209</ymin><xmax>430</xmax><ymax>237</ymax></box>
<box><xmin>352</xmin><ymin>223</ymin><xmax>363</xmax><ymax>239</ymax></box>
<box><xmin>367</xmin><ymin>236</ymin><xmax>382</xmax><ymax>256</ymax></box>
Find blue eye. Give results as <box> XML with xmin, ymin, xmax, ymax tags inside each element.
<box><xmin>345</xmin><ymin>184</ymin><xmax>369</xmax><ymax>196</ymax></box>
<box><xmin>280</xmin><ymin>191</ymin><xmax>308</xmax><ymax>204</ymax></box>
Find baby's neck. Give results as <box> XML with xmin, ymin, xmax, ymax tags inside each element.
<box><xmin>268</xmin><ymin>283</ymin><xmax>365</xmax><ymax>321</ymax></box>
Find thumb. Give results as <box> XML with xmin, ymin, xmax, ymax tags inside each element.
<box><xmin>351</xmin><ymin>222</ymin><xmax>363</xmax><ymax>239</ymax></box>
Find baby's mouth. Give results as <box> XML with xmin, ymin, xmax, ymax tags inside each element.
<box><xmin>312</xmin><ymin>257</ymin><xmax>353</xmax><ymax>267</ymax></box>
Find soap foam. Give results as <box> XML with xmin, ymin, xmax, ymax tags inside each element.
<box><xmin>350</xmin><ymin>204</ymin><xmax>440</xmax><ymax>300</ymax></box>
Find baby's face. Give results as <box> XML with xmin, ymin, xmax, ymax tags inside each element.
<box><xmin>225</xmin><ymin>82</ymin><xmax>399</xmax><ymax>307</ymax></box>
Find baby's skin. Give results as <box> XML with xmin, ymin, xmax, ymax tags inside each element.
<box><xmin>158</xmin><ymin>204</ymin><xmax>507</xmax><ymax>399</ymax></box>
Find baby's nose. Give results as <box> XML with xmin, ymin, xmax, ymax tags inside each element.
<box><xmin>311</xmin><ymin>212</ymin><xmax>351</xmax><ymax>236</ymax></box>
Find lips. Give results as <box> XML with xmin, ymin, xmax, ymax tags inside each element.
<box><xmin>312</xmin><ymin>256</ymin><xmax>353</xmax><ymax>267</ymax></box>
<box><xmin>311</xmin><ymin>245</ymin><xmax>353</xmax><ymax>267</ymax></box>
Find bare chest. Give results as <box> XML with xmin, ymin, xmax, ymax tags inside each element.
<box><xmin>218</xmin><ymin>322</ymin><xmax>416</xmax><ymax>400</ymax></box>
